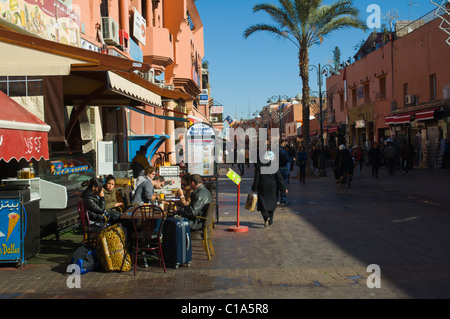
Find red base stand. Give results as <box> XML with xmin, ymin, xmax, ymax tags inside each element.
<box><xmin>227</xmin><ymin>225</ymin><xmax>249</xmax><ymax>232</ymax></box>
<box><xmin>227</xmin><ymin>183</ymin><xmax>249</xmax><ymax>233</ymax></box>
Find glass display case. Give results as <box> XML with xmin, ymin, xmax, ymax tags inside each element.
<box><xmin>36</xmin><ymin>155</ymin><xmax>94</xmax><ymax>239</ymax></box>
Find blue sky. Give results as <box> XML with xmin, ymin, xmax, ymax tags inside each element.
<box><xmin>196</xmin><ymin>0</ymin><xmax>439</xmax><ymax>120</ymax></box>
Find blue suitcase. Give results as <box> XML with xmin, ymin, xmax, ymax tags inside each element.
<box><xmin>162</xmin><ymin>216</ymin><xmax>192</xmax><ymax>268</ymax></box>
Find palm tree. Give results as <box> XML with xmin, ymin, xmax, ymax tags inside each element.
<box><xmin>244</xmin><ymin>0</ymin><xmax>366</xmax><ymax>158</ymax></box>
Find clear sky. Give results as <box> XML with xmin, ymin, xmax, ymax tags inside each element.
<box><xmin>196</xmin><ymin>0</ymin><xmax>439</xmax><ymax>121</ymax></box>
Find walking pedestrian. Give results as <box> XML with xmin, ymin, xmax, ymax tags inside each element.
<box><xmin>237</xmin><ymin>147</ymin><xmax>245</xmax><ymax>176</ymax></box>
<box><xmin>400</xmin><ymin>141</ymin><xmax>414</xmax><ymax>175</ymax></box>
<box><xmin>352</xmin><ymin>145</ymin><xmax>363</xmax><ymax>178</ymax></box>
<box><xmin>277</xmin><ymin>139</ymin><xmax>290</xmax><ymax>205</ymax></box>
<box><xmin>251</xmin><ymin>151</ymin><xmax>287</xmax><ymax>228</ymax></box>
<box><xmin>296</xmin><ymin>145</ymin><xmax>307</xmax><ymax>184</ymax></box>
<box><xmin>311</xmin><ymin>146</ymin><xmax>319</xmax><ymax>174</ymax></box>
<box><xmin>368</xmin><ymin>143</ymin><xmax>381</xmax><ymax>178</ymax></box>
<box><xmin>383</xmin><ymin>142</ymin><xmax>399</xmax><ymax>175</ymax></box>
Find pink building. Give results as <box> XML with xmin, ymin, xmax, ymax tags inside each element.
<box><xmin>327</xmin><ymin>9</ymin><xmax>450</xmax><ymax>168</ymax></box>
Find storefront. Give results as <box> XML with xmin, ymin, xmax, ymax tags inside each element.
<box><xmin>348</xmin><ymin>103</ymin><xmax>374</xmax><ymax>148</ymax></box>
<box><xmin>0</xmin><ymin>27</ymin><xmax>193</xmax><ymax>240</ymax></box>
<box><xmin>0</xmin><ymin>91</ymin><xmax>51</xmax><ymax>262</ymax></box>
<box><xmin>386</xmin><ymin>104</ymin><xmax>450</xmax><ymax>169</ymax></box>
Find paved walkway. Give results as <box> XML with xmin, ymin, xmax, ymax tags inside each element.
<box><xmin>1</xmin><ymin>163</ymin><xmax>450</xmax><ymax>302</ymax></box>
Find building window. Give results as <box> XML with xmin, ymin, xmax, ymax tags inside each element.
<box><xmin>379</xmin><ymin>77</ymin><xmax>387</xmax><ymax>100</ymax></box>
<box><xmin>0</xmin><ymin>76</ymin><xmax>44</xmax><ymax>97</ymax></box>
<box><xmin>430</xmin><ymin>74</ymin><xmax>437</xmax><ymax>101</ymax></box>
<box><xmin>351</xmin><ymin>88</ymin><xmax>357</xmax><ymax>107</ymax></box>
<box><xmin>364</xmin><ymin>83</ymin><xmax>370</xmax><ymax>104</ymax></box>
<box><xmin>403</xmin><ymin>83</ymin><xmax>409</xmax><ymax>105</ymax></box>
<box><xmin>187</xmin><ymin>10</ymin><xmax>194</xmax><ymax>30</ymax></box>
<box><xmin>339</xmin><ymin>93</ymin><xmax>344</xmax><ymax>111</ymax></box>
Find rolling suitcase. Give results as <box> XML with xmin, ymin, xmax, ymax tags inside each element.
<box><xmin>162</xmin><ymin>216</ymin><xmax>192</xmax><ymax>268</ymax></box>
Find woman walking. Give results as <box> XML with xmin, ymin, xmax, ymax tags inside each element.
<box><xmin>251</xmin><ymin>151</ymin><xmax>288</xmax><ymax>228</ymax></box>
<box><xmin>296</xmin><ymin>146</ymin><xmax>308</xmax><ymax>184</ymax></box>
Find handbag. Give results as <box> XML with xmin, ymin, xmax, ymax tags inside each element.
<box><xmin>96</xmin><ymin>224</ymin><xmax>132</xmax><ymax>272</ymax></box>
<box><xmin>245</xmin><ymin>193</ymin><xmax>257</xmax><ymax>212</ymax></box>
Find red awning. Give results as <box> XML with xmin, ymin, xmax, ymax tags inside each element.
<box><xmin>385</xmin><ymin>112</ymin><xmax>413</xmax><ymax>125</ymax></box>
<box><xmin>310</xmin><ymin>131</ymin><xmax>318</xmax><ymax>136</ymax></box>
<box><xmin>415</xmin><ymin>108</ymin><xmax>439</xmax><ymax>121</ymax></box>
<box><xmin>328</xmin><ymin>126</ymin><xmax>338</xmax><ymax>133</ymax></box>
<box><xmin>0</xmin><ymin>91</ymin><xmax>50</xmax><ymax>162</ymax></box>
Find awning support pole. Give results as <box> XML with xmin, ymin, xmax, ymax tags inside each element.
<box><xmin>65</xmin><ymin>84</ymin><xmax>107</xmax><ymax>142</ymax></box>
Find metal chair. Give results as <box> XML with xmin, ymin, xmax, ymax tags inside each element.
<box><xmin>197</xmin><ymin>201</ymin><xmax>215</xmax><ymax>261</ymax></box>
<box><xmin>131</xmin><ymin>204</ymin><xmax>166</xmax><ymax>275</ymax></box>
<box><xmin>77</xmin><ymin>200</ymin><xmax>103</xmax><ymax>244</ymax></box>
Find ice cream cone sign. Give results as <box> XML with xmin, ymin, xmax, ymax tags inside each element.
<box><xmin>6</xmin><ymin>213</ymin><xmax>20</xmax><ymax>242</ymax></box>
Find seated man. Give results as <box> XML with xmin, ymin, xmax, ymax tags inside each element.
<box><xmin>177</xmin><ymin>174</ymin><xmax>212</xmax><ymax>231</ymax></box>
<box><xmin>132</xmin><ymin>175</ymin><xmax>165</xmax><ymax>204</ymax></box>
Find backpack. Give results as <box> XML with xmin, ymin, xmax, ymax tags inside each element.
<box><xmin>71</xmin><ymin>244</ymin><xmax>96</xmax><ymax>274</ymax></box>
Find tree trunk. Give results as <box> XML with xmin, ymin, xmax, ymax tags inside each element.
<box><xmin>299</xmin><ymin>47</ymin><xmax>312</xmax><ymax>174</ymax></box>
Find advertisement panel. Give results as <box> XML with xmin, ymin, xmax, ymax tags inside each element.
<box><xmin>0</xmin><ymin>198</ymin><xmax>23</xmax><ymax>263</ymax></box>
<box><xmin>133</xmin><ymin>8</ymin><xmax>146</xmax><ymax>45</ymax></box>
<box><xmin>0</xmin><ymin>0</ymin><xmax>81</xmax><ymax>47</ymax></box>
<box><xmin>186</xmin><ymin>123</ymin><xmax>216</xmax><ymax>177</ymax></box>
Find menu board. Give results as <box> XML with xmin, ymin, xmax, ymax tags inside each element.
<box><xmin>186</xmin><ymin>123</ymin><xmax>216</xmax><ymax>177</ymax></box>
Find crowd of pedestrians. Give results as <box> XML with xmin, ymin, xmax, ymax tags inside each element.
<box><xmin>242</xmin><ymin>137</ymin><xmax>450</xmax><ymax>229</ymax></box>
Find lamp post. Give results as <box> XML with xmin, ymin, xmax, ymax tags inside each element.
<box><xmin>267</xmin><ymin>95</ymin><xmax>292</xmax><ymax>138</ymax></box>
<box><xmin>309</xmin><ymin>63</ymin><xmax>334</xmax><ymax>177</ymax></box>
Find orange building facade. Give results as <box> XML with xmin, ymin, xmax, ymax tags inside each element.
<box><xmin>0</xmin><ymin>0</ymin><xmax>211</xmax><ymax>175</ymax></box>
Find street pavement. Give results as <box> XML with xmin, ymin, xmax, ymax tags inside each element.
<box><xmin>1</xmin><ymin>163</ymin><xmax>450</xmax><ymax>304</ymax></box>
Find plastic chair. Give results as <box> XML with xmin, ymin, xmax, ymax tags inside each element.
<box><xmin>197</xmin><ymin>201</ymin><xmax>215</xmax><ymax>261</ymax></box>
<box><xmin>77</xmin><ymin>201</ymin><xmax>103</xmax><ymax>244</ymax></box>
<box><xmin>131</xmin><ymin>204</ymin><xmax>166</xmax><ymax>275</ymax></box>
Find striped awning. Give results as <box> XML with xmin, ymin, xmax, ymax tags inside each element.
<box><xmin>385</xmin><ymin>112</ymin><xmax>413</xmax><ymax>125</ymax></box>
<box><xmin>415</xmin><ymin>108</ymin><xmax>439</xmax><ymax>121</ymax></box>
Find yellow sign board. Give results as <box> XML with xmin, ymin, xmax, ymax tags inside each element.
<box><xmin>226</xmin><ymin>168</ymin><xmax>241</xmax><ymax>185</ymax></box>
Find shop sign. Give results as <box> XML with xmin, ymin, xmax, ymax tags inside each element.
<box><xmin>192</xmin><ymin>67</ymin><xmax>200</xmax><ymax>87</ymax></box>
<box><xmin>225</xmin><ymin>116</ymin><xmax>234</xmax><ymax>126</ymax></box>
<box><xmin>199</xmin><ymin>94</ymin><xmax>209</xmax><ymax>105</ymax></box>
<box><xmin>159</xmin><ymin>166</ymin><xmax>180</xmax><ymax>177</ymax></box>
<box><xmin>210</xmin><ymin>106</ymin><xmax>223</xmax><ymax>114</ymax></box>
<box><xmin>50</xmin><ymin>158</ymin><xmax>92</xmax><ymax>175</ymax></box>
<box><xmin>355</xmin><ymin>120</ymin><xmax>366</xmax><ymax>128</ymax></box>
<box><xmin>133</xmin><ymin>8</ymin><xmax>146</xmax><ymax>45</ymax></box>
<box><xmin>0</xmin><ymin>0</ymin><xmax>81</xmax><ymax>47</ymax></box>
<box><xmin>81</xmin><ymin>39</ymin><xmax>102</xmax><ymax>53</ymax></box>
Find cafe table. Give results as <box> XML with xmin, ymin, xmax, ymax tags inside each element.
<box><xmin>120</xmin><ymin>198</ymin><xmax>181</xmax><ymax>220</ymax></box>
